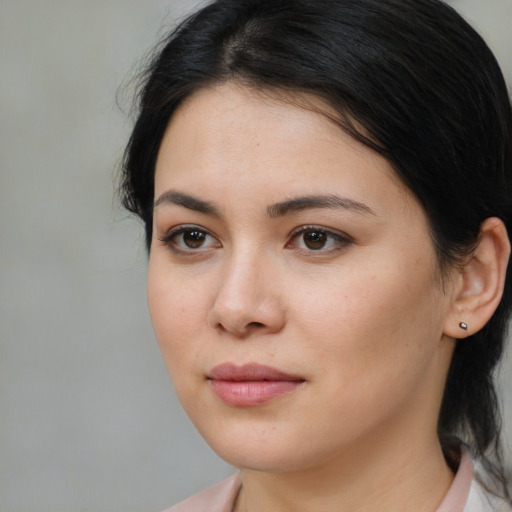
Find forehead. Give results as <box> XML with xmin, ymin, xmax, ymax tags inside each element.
<box><xmin>155</xmin><ymin>83</ymin><xmax>410</xmax><ymax>212</ymax></box>
<box><xmin>163</xmin><ymin>83</ymin><xmax>349</xmax><ymax>153</ymax></box>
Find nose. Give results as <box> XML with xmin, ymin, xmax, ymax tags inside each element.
<box><xmin>207</xmin><ymin>250</ymin><xmax>286</xmax><ymax>338</ymax></box>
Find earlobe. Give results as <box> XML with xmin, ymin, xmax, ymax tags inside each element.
<box><xmin>444</xmin><ymin>217</ymin><xmax>510</xmax><ymax>339</ymax></box>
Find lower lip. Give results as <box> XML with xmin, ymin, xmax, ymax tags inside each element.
<box><xmin>209</xmin><ymin>380</ymin><xmax>304</xmax><ymax>406</ymax></box>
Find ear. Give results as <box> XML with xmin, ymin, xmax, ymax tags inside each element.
<box><xmin>444</xmin><ymin>217</ymin><xmax>510</xmax><ymax>339</ymax></box>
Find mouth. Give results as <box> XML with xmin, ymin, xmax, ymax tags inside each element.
<box><xmin>207</xmin><ymin>363</ymin><xmax>306</xmax><ymax>407</ymax></box>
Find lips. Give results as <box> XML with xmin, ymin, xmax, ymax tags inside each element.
<box><xmin>208</xmin><ymin>363</ymin><xmax>305</xmax><ymax>406</ymax></box>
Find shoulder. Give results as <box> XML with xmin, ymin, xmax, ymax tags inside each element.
<box><xmin>163</xmin><ymin>474</ymin><xmax>241</xmax><ymax>512</ymax></box>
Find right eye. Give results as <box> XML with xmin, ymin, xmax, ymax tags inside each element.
<box><xmin>158</xmin><ymin>225</ymin><xmax>221</xmax><ymax>253</ymax></box>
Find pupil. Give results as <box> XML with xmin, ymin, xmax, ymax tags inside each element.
<box><xmin>304</xmin><ymin>230</ymin><xmax>326</xmax><ymax>250</ymax></box>
<box><xmin>184</xmin><ymin>230</ymin><xmax>205</xmax><ymax>248</ymax></box>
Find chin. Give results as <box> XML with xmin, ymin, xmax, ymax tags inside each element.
<box><xmin>212</xmin><ymin>443</ymin><xmax>304</xmax><ymax>473</ymax></box>
<box><xmin>195</xmin><ymin>420</ymin><xmax>336</xmax><ymax>473</ymax></box>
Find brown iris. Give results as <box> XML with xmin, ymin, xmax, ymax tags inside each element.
<box><xmin>183</xmin><ymin>230</ymin><xmax>207</xmax><ymax>248</ymax></box>
<box><xmin>303</xmin><ymin>230</ymin><xmax>327</xmax><ymax>250</ymax></box>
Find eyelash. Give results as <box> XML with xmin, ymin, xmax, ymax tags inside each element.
<box><xmin>157</xmin><ymin>224</ymin><xmax>354</xmax><ymax>256</ymax></box>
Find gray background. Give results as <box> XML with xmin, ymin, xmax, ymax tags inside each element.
<box><xmin>1</xmin><ymin>1</ymin><xmax>511</xmax><ymax>511</ymax></box>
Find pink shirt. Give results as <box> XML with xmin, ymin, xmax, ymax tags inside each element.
<box><xmin>165</xmin><ymin>448</ymin><xmax>512</xmax><ymax>512</ymax></box>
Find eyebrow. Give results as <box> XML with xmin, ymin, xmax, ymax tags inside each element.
<box><xmin>267</xmin><ymin>194</ymin><xmax>375</xmax><ymax>218</ymax></box>
<box><xmin>154</xmin><ymin>190</ymin><xmax>375</xmax><ymax>218</ymax></box>
<box><xmin>154</xmin><ymin>191</ymin><xmax>222</xmax><ymax>217</ymax></box>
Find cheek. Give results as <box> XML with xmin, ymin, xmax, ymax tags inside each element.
<box><xmin>290</xmin><ymin>274</ymin><xmax>445</xmax><ymax>445</ymax></box>
<box><xmin>292</xmin><ymin>258</ymin><xmax>443</xmax><ymax>390</ymax></box>
<box><xmin>147</xmin><ymin>259</ymin><xmax>211</xmax><ymax>377</ymax></box>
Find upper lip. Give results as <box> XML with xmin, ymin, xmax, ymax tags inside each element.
<box><xmin>208</xmin><ymin>363</ymin><xmax>304</xmax><ymax>382</ymax></box>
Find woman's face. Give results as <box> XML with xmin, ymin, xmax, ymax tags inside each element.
<box><xmin>148</xmin><ymin>84</ymin><xmax>457</xmax><ymax>472</ymax></box>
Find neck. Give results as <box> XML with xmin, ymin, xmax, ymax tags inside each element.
<box><xmin>235</xmin><ymin>426</ymin><xmax>454</xmax><ymax>512</ymax></box>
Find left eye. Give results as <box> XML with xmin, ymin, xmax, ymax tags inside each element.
<box><xmin>288</xmin><ymin>227</ymin><xmax>352</xmax><ymax>252</ymax></box>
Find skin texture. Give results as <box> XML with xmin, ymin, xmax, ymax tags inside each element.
<box><xmin>148</xmin><ymin>83</ymin><xmax>467</xmax><ymax>511</ymax></box>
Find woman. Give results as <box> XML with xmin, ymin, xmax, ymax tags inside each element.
<box><xmin>120</xmin><ymin>0</ymin><xmax>512</xmax><ymax>510</ymax></box>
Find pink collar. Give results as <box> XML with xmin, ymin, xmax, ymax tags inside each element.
<box><xmin>435</xmin><ymin>444</ymin><xmax>474</xmax><ymax>512</ymax></box>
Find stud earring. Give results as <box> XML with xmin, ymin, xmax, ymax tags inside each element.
<box><xmin>459</xmin><ymin>322</ymin><xmax>468</xmax><ymax>331</ymax></box>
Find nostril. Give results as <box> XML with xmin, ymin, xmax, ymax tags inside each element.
<box><xmin>248</xmin><ymin>321</ymin><xmax>265</xmax><ymax>329</ymax></box>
